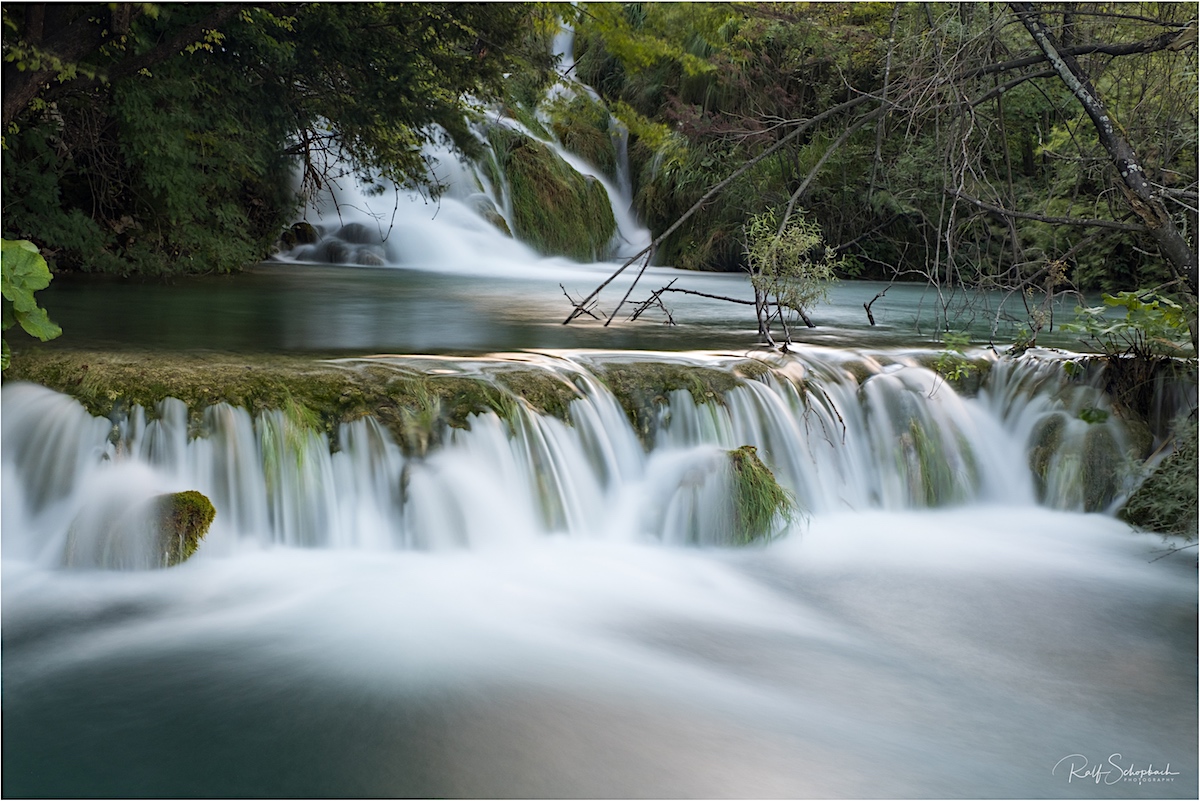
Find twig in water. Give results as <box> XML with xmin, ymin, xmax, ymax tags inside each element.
<box><xmin>560</xmin><ymin>284</ymin><xmax>601</xmax><ymax>320</ymax></box>
<box><xmin>1148</xmin><ymin>542</ymin><xmax>1198</xmax><ymax>563</ymax></box>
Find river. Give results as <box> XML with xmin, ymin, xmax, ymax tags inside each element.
<box><xmin>3</xmin><ymin>261</ymin><xmax>1196</xmax><ymax>795</ymax></box>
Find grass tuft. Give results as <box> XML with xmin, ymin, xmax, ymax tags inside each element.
<box><xmin>727</xmin><ymin>445</ymin><xmax>797</xmax><ymax>544</ymax></box>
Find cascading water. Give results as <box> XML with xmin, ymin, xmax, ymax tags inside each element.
<box><xmin>0</xmin><ymin>349</ymin><xmax>1177</xmax><ymax>562</ymax></box>
<box><xmin>274</xmin><ymin>26</ymin><xmax>651</xmax><ymax>275</ymax></box>
<box><xmin>3</xmin><ymin>346</ymin><xmax>1196</xmax><ymax>797</ymax></box>
<box><xmin>4</xmin><ymin>26</ymin><xmax>1196</xmax><ymax>796</ymax></box>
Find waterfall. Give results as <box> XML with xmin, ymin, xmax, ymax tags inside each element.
<box><xmin>1</xmin><ymin>348</ymin><xmax>1165</xmax><ymax>568</ymax></box>
<box><xmin>275</xmin><ymin>24</ymin><xmax>650</xmax><ymax>273</ymax></box>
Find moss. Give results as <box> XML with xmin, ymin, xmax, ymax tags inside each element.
<box><xmin>1119</xmin><ymin>417</ymin><xmax>1198</xmax><ymax>538</ymax></box>
<box><xmin>915</xmin><ymin>353</ymin><xmax>993</xmax><ymax>395</ymax></box>
<box><xmin>155</xmin><ymin>490</ymin><xmax>216</xmax><ymax>567</ymax></box>
<box><xmin>546</xmin><ymin>94</ymin><xmax>617</xmax><ymax>180</ymax></box>
<box><xmin>727</xmin><ymin>445</ymin><xmax>796</xmax><ymax>544</ymax></box>
<box><xmin>899</xmin><ymin>419</ymin><xmax>962</xmax><ymax>506</ymax></box>
<box><xmin>493</xmin><ymin>369</ymin><xmax>582</xmax><ymax>421</ymax></box>
<box><xmin>1028</xmin><ymin>414</ymin><xmax>1065</xmax><ymax>501</ymax></box>
<box><xmin>503</xmin><ymin>102</ymin><xmax>552</xmax><ymax>140</ymax></box>
<box><xmin>488</xmin><ymin>126</ymin><xmax>617</xmax><ymax>261</ymax></box>
<box><xmin>596</xmin><ymin>361</ymin><xmax>741</xmax><ymax>445</ymax></box>
<box><xmin>840</xmin><ymin>360</ymin><xmax>875</xmax><ymax>385</ymax></box>
<box><xmin>733</xmin><ymin>359</ymin><xmax>772</xmax><ymax>381</ymax></box>
<box><xmin>1081</xmin><ymin>426</ymin><xmax>1122</xmax><ymax>512</ymax></box>
<box><xmin>4</xmin><ymin>350</ymin><xmax>515</xmax><ymax>458</ymax></box>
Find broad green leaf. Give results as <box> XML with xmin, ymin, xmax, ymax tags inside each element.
<box><xmin>1</xmin><ymin>238</ymin><xmax>52</xmax><ymax>303</ymax></box>
<box><xmin>16</xmin><ymin>305</ymin><xmax>62</xmax><ymax>341</ymax></box>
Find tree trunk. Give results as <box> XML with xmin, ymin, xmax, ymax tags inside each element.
<box><xmin>1011</xmin><ymin>2</ymin><xmax>1198</xmax><ymax>295</ymax></box>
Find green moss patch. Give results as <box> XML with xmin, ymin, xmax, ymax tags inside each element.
<box><xmin>1028</xmin><ymin>414</ymin><xmax>1065</xmax><ymax>501</ymax></box>
<box><xmin>1081</xmin><ymin>426</ymin><xmax>1123</xmax><ymax>512</ymax></box>
<box><xmin>155</xmin><ymin>490</ymin><xmax>216</xmax><ymax>567</ymax></box>
<box><xmin>546</xmin><ymin>94</ymin><xmax>617</xmax><ymax>180</ymax></box>
<box><xmin>727</xmin><ymin>445</ymin><xmax>796</xmax><ymax>544</ymax></box>
<box><xmin>5</xmin><ymin>350</ymin><xmax>515</xmax><ymax>457</ymax></box>
<box><xmin>488</xmin><ymin>126</ymin><xmax>617</xmax><ymax>261</ymax></box>
<box><xmin>596</xmin><ymin>361</ymin><xmax>741</xmax><ymax>445</ymax></box>
<box><xmin>1119</xmin><ymin>417</ymin><xmax>1198</xmax><ymax>538</ymax></box>
<box><xmin>493</xmin><ymin>369</ymin><xmax>583</xmax><ymax>421</ymax></box>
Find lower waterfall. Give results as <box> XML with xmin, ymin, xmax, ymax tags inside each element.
<box><xmin>2</xmin><ymin>346</ymin><xmax>1195</xmax><ymax>798</ymax></box>
<box><xmin>0</xmin><ymin>348</ymin><xmax>1162</xmax><ymax>560</ymax></box>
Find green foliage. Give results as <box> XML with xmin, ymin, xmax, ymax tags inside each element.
<box><xmin>727</xmin><ymin>444</ymin><xmax>797</xmax><ymax>543</ymax></box>
<box><xmin>1065</xmin><ymin>291</ymin><xmax>1195</xmax><ymax>358</ymax></box>
<box><xmin>933</xmin><ymin>332</ymin><xmax>976</xmax><ymax>383</ymax></box>
<box><xmin>489</xmin><ymin>126</ymin><xmax>617</xmax><ymax>261</ymax></box>
<box><xmin>2</xmin><ymin>3</ymin><xmax>551</xmax><ymax>275</ymax></box>
<box><xmin>744</xmin><ymin>208</ymin><xmax>840</xmax><ymax>317</ymax></box>
<box><xmin>1</xmin><ymin>239</ymin><xmax>61</xmax><ymax>368</ymax></box>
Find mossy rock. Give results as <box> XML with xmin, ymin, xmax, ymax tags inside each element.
<box><xmin>1081</xmin><ymin>426</ymin><xmax>1122</xmax><ymax>512</ymax></box>
<box><xmin>291</xmin><ymin>221</ymin><xmax>319</xmax><ymax>245</ymax></box>
<box><xmin>1027</xmin><ymin>414</ymin><xmax>1066</xmax><ymax>501</ymax></box>
<box><xmin>546</xmin><ymin>94</ymin><xmax>617</xmax><ymax>180</ymax></box>
<box><xmin>155</xmin><ymin>490</ymin><xmax>216</xmax><ymax>567</ymax></box>
<box><xmin>4</xmin><ymin>350</ymin><xmax>514</xmax><ymax>458</ymax></box>
<box><xmin>900</xmin><ymin>418</ymin><xmax>965</xmax><ymax>506</ymax></box>
<box><xmin>493</xmin><ymin>369</ymin><xmax>582</xmax><ymax>420</ymax></box>
<box><xmin>727</xmin><ymin>445</ymin><xmax>796</xmax><ymax>544</ymax></box>
<box><xmin>465</xmin><ymin>194</ymin><xmax>513</xmax><ymax>238</ymax></box>
<box><xmin>487</xmin><ymin>126</ymin><xmax>616</xmax><ymax>261</ymax></box>
<box><xmin>915</xmin><ymin>353</ymin><xmax>993</xmax><ymax>395</ymax></box>
<box><xmin>732</xmin><ymin>359</ymin><xmax>773</xmax><ymax>382</ymax></box>
<box><xmin>279</xmin><ymin>221</ymin><xmax>319</xmax><ymax>250</ymax></box>
<box><xmin>595</xmin><ymin>361</ymin><xmax>741</xmax><ymax>446</ymax></box>
<box><xmin>840</xmin><ymin>360</ymin><xmax>876</xmax><ymax>385</ymax></box>
<box><xmin>1119</xmin><ymin>418</ymin><xmax>1198</xmax><ymax>538</ymax></box>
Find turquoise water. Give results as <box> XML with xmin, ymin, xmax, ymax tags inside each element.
<box><xmin>27</xmin><ymin>263</ymin><xmax>1090</xmax><ymax>355</ymax></box>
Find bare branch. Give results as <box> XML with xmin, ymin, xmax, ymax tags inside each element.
<box><xmin>948</xmin><ymin>189</ymin><xmax>1147</xmax><ymax>231</ymax></box>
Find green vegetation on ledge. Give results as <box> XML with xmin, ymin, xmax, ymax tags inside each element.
<box><xmin>545</xmin><ymin>94</ymin><xmax>618</xmax><ymax>180</ymax></box>
<box><xmin>3</xmin><ymin>350</ymin><xmax>576</xmax><ymax>456</ymax></box>
<box><xmin>727</xmin><ymin>445</ymin><xmax>797</xmax><ymax>544</ymax></box>
<box><xmin>488</xmin><ymin>126</ymin><xmax>617</xmax><ymax>261</ymax></box>
<box><xmin>596</xmin><ymin>360</ymin><xmax>741</xmax><ymax>444</ymax></box>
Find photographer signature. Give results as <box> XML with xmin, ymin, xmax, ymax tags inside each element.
<box><xmin>1053</xmin><ymin>754</ymin><xmax>1179</xmax><ymax>785</ymax></box>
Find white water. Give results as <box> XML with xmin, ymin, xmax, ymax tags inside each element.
<box><xmin>2</xmin><ymin>348</ymin><xmax>1196</xmax><ymax>796</ymax></box>
<box><xmin>277</xmin><ymin>27</ymin><xmax>651</xmax><ymax>276</ymax></box>
<box><xmin>0</xmin><ymin>349</ymin><xmax>1151</xmax><ymax>559</ymax></box>
<box><xmin>4</xmin><ymin>25</ymin><xmax>1196</xmax><ymax>791</ymax></box>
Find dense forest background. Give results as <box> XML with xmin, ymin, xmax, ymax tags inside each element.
<box><xmin>3</xmin><ymin>3</ymin><xmax>1196</xmax><ymax>317</ymax></box>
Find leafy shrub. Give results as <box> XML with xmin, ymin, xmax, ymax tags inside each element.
<box><xmin>1</xmin><ymin>239</ymin><xmax>61</xmax><ymax>368</ymax></box>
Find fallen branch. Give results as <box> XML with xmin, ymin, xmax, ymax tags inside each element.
<box><xmin>560</xmin><ymin>283</ymin><xmax>600</xmax><ymax>320</ymax></box>
<box><xmin>1149</xmin><ymin>542</ymin><xmax>1199</xmax><ymax>563</ymax></box>
<box><xmin>562</xmin><ymin>93</ymin><xmax>876</xmax><ymax>325</ymax></box>
<box><xmin>606</xmin><ymin>246</ymin><xmax>655</xmax><ymax>326</ymax></box>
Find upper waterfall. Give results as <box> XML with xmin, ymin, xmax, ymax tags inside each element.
<box><xmin>276</xmin><ymin>25</ymin><xmax>651</xmax><ymax>276</ymax></box>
